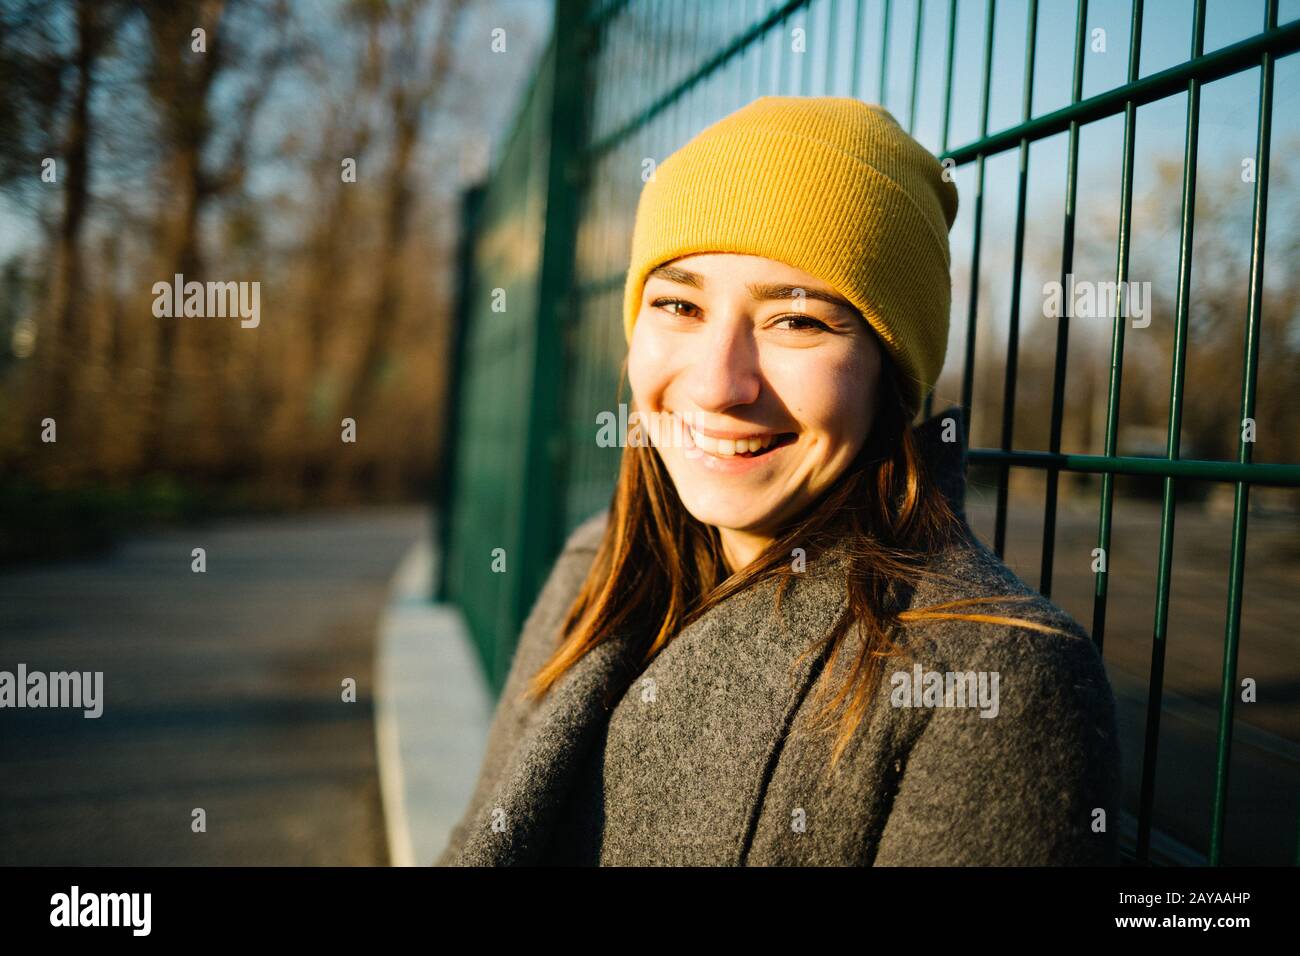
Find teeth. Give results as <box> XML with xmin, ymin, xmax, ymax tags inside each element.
<box><xmin>690</xmin><ymin>429</ymin><xmax>777</xmax><ymax>457</ymax></box>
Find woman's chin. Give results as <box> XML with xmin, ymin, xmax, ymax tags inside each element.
<box><xmin>679</xmin><ymin>499</ymin><xmax>778</xmax><ymax>537</ymax></box>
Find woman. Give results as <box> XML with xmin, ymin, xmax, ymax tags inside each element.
<box><xmin>437</xmin><ymin>97</ymin><xmax>1122</xmax><ymax>866</ymax></box>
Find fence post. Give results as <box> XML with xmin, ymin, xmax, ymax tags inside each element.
<box><xmin>512</xmin><ymin>0</ymin><xmax>596</xmax><ymax>639</ymax></box>
<box><xmin>434</xmin><ymin>181</ymin><xmax>486</xmax><ymax>603</ymax></box>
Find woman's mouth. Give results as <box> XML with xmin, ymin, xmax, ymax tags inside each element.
<box><xmin>686</xmin><ymin>427</ymin><xmax>797</xmax><ymax>459</ymax></box>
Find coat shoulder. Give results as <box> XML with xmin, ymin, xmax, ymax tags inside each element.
<box><xmin>905</xmin><ymin>521</ymin><xmax>1103</xmax><ymax>681</ymax></box>
<box><xmin>518</xmin><ymin>509</ymin><xmax>607</xmax><ymax>629</ymax></box>
<box><xmin>876</xmin><ymin>523</ymin><xmax>1123</xmax><ymax>865</ymax></box>
<box><xmin>562</xmin><ymin>508</ymin><xmax>610</xmax><ymax>555</ymax></box>
<box><xmin>520</xmin><ymin>508</ymin><xmax>607</xmax><ymax>642</ymax></box>
<box><xmin>924</xmin><ymin>521</ymin><xmax>1090</xmax><ymax>629</ymax></box>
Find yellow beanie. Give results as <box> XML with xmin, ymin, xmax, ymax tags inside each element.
<box><xmin>622</xmin><ymin>95</ymin><xmax>958</xmax><ymax>411</ymax></box>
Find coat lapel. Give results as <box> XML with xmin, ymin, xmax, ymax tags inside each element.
<box><xmin>455</xmin><ymin>627</ymin><xmax>640</xmax><ymax>865</ymax></box>
<box><xmin>589</xmin><ymin>543</ymin><xmax>854</xmax><ymax>865</ymax></box>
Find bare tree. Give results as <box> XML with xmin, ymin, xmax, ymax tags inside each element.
<box><xmin>39</xmin><ymin>1</ymin><xmax>122</xmax><ymax>430</ymax></box>
<box><xmin>331</xmin><ymin>0</ymin><xmax>468</xmax><ymax>487</ymax></box>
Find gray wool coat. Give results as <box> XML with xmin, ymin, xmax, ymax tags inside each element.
<box><xmin>435</xmin><ymin>405</ymin><xmax>1123</xmax><ymax>866</ymax></box>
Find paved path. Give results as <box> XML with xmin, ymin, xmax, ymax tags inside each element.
<box><xmin>0</xmin><ymin>506</ymin><xmax>425</xmax><ymax>865</ymax></box>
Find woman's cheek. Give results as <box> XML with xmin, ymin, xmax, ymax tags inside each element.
<box><xmin>627</xmin><ymin>321</ymin><xmax>675</xmax><ymax>404</ymax></box>
<box><xmin>772</xmin><ymin>349</ymin><xmax>857</xmax><ymax>419</ymax></box>
<box><xmin>626</xmin><ymin>325</ymin><xmax>656</xmax><ymax>403</ymax></box>
<box><xmin>807</xmin><ymin>359</ymin><xmax>873</xmax><ymax>452</ymax></box>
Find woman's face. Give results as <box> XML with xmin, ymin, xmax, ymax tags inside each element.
<box><xmin>628</xmin><ymin>252</ymin><xmax>883</xmax><ymax>549</ymax></box>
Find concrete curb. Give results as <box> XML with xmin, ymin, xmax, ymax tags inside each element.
<box><xmin>374</xmin><ymin>531</ymin><xmax>491</xmax><ymax>866</ymax></box>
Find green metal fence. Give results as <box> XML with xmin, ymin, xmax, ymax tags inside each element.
<box><xmin>440</xmin><ymin>0</ymin><xmax>1300</xmax><ymax>865</ymax></box>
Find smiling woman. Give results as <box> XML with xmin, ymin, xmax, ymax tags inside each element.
<box><xmin>436</xmin><ymin>96</ymin><xmax>1122</xmax><ymax>867</ymax></box>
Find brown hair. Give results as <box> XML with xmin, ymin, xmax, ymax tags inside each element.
<box><xmin>525</xmin><ymin>350</ymin><xmax>1067</xmax><ymax>772</ymax></box>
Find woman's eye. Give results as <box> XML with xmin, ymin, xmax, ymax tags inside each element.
<box><xmin>772</xmin><ymin>314</ymin><xmax>830</xmax><ymax>332</ymax></box>
<box><xmin>652</xmin><ymin>297</ymin><xmax>701</xmax><ymax>318</ymax></box>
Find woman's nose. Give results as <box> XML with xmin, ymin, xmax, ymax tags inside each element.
<box><xmin>684</xmin><ymin>318</ymin><xmax>761</xmax><ymax>413</ymax></box>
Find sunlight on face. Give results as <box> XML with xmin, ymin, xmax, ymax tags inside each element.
<box><xmin>627</xmin><ymin>253</ymin><xmax>883</xmax><ymax>569</ymax></box>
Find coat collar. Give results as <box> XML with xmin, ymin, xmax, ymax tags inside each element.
<box><xmin>454</xmin><ymin>404</ymin><xmax>970</xmax><ymax>865</ymax></box>
<box><xmin>911</xmin><ymin>402</ymin><xmax>967</xmax><ymax>520</ymax></box>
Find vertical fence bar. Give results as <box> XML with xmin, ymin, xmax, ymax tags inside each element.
<box><xmin>612</xmin><ymin>3</ymin><xmax>630</xmax><ymax>132</ymax></box>
<box><xmin>993</xmin><ymin>0</ymin><xmax>1038</xmax><ymax>558</ymax></box>
<box><xmin>770</xmin><ymin>2</ymin><xmax>785</xmax><ymax>94</ymax></box>
<box><xmin>738</xmin><ymin>0</ymin><xmax>752</xmax><ymax>102</ymax></box>
<box><xmin>592</xmin><ymin>2</ymin><xmax>615</xmax><ymax>139</ymax></box>
<box><xmin>1209</xmin><ymin>0</ymin><xmax>1277</xmax><ymax>868</ymax></box>
<box><xmin>825</xmin><ymin>0</ymin><xmax>839</xmax><ymax>92</ymax></box>
<box><xmin>939</xmin><ymin>0</ymin><xmax>956</xmax><ymax>154</ymax></box>
<box><xmin>820</xmin><ymin>0</ymin><xmax>835</xmax><ymax>94</ymax></box>
<box><xmin>800</xmin><ymin>2</ymin><xmax>815</xmax><ymax>93</ymax></box>
<box><xmin>879</xmin><ymin>0</ymin><xmax>893</xmax><ymax>105</ymax></box>
<box><xmin>436</xmin><ymin>182</ymin><xmax>486</xmax><ymax>602</ymax></box>
<box><xmin>1038</xmin><ymin>0</ymin><xmax>1088</xmax><ymax>598</ymax></box>
<box><xmin>667</xmin><ymin>0</ymin><xmax>683</xmax><ymax>145</ymax></box>
<box><xmin>652</xmin><ymin>0</ymin><xmax>671</xmax><ymax>113</ymax></box>
<box><xmin>959</xmin><ymin>0</ymin><xmax>996</xmax><ymax>453</ymax></box>
<box><xmin>514</xmin><ymin>0</ymin><xmax>596</xmax><ymax>645</ymax></box>
<box><xmin>907</xmin><ymin>0</ymin><xmax>925</xmax><ymax>132</ymax></box>
<box><xmin>701</xmin><ymin>0</ymin><xmax>715</xmax><ymax>82</ymax></box>
<box><xmin>1138</xmin><ymin>0</ymin><xmax>1206</xmax><ymax>865</ymax></box>
<box><xmin>734</xmin><ymin>0</ymin><xmax>747</xmax><ymax>103</ymax></box>
<box><xmin>686</xmin><ymin>0</ymin><xmax>706</xmax><ymax>140</ymax></box>
<box><xmin>923</xmin><ymin>0</ymin><xmax>956</xmax><ymax>423</ymax></box>
<box><xmin>675</xmin><ymin>0</ymin><xmax>689</xmax><ymax>96</ymax></box>
<box><xmin>670</xmin><ymin>0</ymin><xmax>688</xmax><ymax>146</ymax></box>
<box><xmin>850</xmin><ymin>0</ymin><xmax>867</xmax><ymax>97</ymax></box>
<box><xmin>1093</xmin><ymin>0</ymin><xmax>1144</xmax><ymax>657</ymax></box>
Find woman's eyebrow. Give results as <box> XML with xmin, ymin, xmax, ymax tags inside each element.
<box><xmin>648</xmin><ymin>265</ymin><xmax>853</xmax><ymax>310</ymax></box>
<box><xmin>648</xmin><ymin>264</ymin><xmax>703</xmax><ymax>288</ymax></box>
<box><xmin>746</xmin><ymin>281</ymin><xmax>854</xmax><ymax>310</ymax></box>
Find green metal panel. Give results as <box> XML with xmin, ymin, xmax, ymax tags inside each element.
<box><xmin>442</xmin><ymin>35</ymin><xmax>557</xmax><ymax>691</ymax></box>
<box><xmin>444</xmin><ymin>0</ymin><xmax>1300</xmax><ymax>862</ymax></box>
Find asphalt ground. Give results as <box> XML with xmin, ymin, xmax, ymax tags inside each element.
<box><xmin>0</xmin><ymin>506</ymin><xmax>424</xmax><ymax>865</ymax></box>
